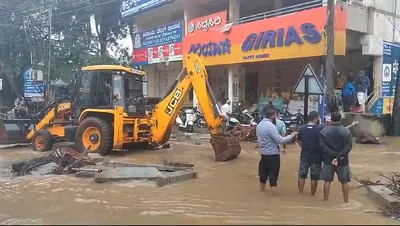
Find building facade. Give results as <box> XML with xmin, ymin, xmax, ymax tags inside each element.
<box><xmin>123</xmin><ymin>0</ymin><xmax>400</xmax><ymax>115</ymax></box>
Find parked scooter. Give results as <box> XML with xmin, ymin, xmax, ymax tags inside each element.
<box><xmin>175</xmin><ymin>107</ymin><xmax>195</xmax><ymax>132</ymax></box>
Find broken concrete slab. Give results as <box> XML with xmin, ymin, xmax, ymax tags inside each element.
<box><xmin>102</xmin><ymin>161</ymin><xmax>193</xmax><ymax>172</ymax></box>
<box><xmin>367</xmin><ymin>185</ymin><xmax>400</xmax><ymax>210</ymax></box>
<box><xmin>94</xmin><ymin>167</ymin><xmax>163</xmax><ymax>183</ymax></box>
<box><xmin>87</xmin><ymin>153</ymin><xmax>104</xmax><ymax>163</ymax></box>
<box><xmin>30</xmin><ymin>163</ymin><xmax>58</xmax><ymax>176</ymax></box>
<box><xmin>156</xmin><ymin>170</ymin><xmax>197</xmax><ymax>187</ymax></box>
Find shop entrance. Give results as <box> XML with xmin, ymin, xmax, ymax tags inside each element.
<box><xmin>245</xmin><ymin>71</ymin><xmax>258</xmax><ymax>105</ymax></box>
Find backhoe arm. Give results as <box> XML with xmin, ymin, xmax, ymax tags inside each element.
<box><xmin>150</xmin><ymin>53</ymin><xmax>225</xmax><ymax>145</ymax></box>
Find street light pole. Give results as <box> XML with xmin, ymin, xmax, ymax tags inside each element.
<box><xmin>325</xmin><ymin>0</ymin><xmax>335</xmax><ymax>96</ymax></box>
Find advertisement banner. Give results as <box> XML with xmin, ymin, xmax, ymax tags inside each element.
<box><xmin>186</xmin><ymin>11</ymin><xmax>227</xmax><ymax>35</ymax></box>
<box><xmin>24</xmin><ymin>68</ymin><xmax>45</xmax><ymax>98</ymax></box>
<box><xmin>120</xmin><ymin>0</ymin><xmax>169</xmax><ymax>18</ymax></box>
<box><xmin>182</xmin><ymin>6</ymin><xmax>347</xmax><ymax>66</ymax></box>
<box><xmin>381</xmin><ymin>42</ymin><xmax>400</xmax><ymax>98</ymax></box>
<box><xmin>132</xmin><ymin>21</ymin><xmax>184</xmax><ymax>66</ymax></box>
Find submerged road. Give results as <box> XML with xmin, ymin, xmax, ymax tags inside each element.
<box><xmin>0</xmin><ymin>135</ymin><xmax>399</xmax><ymax>224</ymax></box>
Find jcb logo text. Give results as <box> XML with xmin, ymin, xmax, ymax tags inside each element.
<box><xmin>165</xmin><ymin>89</ymin><xmax>183</xmax><ymax>115</ymax></box>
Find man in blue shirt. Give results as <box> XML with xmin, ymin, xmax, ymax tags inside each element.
<box><xmin>297</xmin><ymin>111</ymin><xmax>324</xmax><ymax>195</ymax></box>
<box><xmin>342</xmin><ymin>76</ymin><xmax>356</xmax><ymax>112</ymax></box>
<box><xmin>256</xmin><ymin>107</ymin><xmax>297</xmax><ymax>194</ymax></box>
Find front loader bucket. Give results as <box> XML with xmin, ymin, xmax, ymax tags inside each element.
<box><xmin>0</xmin><ymin>119</ymin><xmax>29</xmax><ymax>144</ymax></box>
<box><xmin>210</xmin><ymin>134</ymin><xmax>241</xmax><ymax>162</ymax></box>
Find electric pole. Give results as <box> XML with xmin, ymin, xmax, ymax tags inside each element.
<box><xmin>325</xmin><ymin>0</ymin><xmax>335</xmax><ymax>96</ymax></box>
<box><xmin>47</xmin><ymin>5</ymin><xmax>52</xmax><ymax>103</ymax></box>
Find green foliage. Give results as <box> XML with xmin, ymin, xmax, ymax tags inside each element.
<box><xmin>0</xmin><ymin>0</ymin><xmax>132</xmax><ymax>84</ymax></box>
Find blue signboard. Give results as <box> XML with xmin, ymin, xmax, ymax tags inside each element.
<box><xmin>24</xmin><ymin>68</ymin><xmax>45</xmax><ymax>98</ymax></box>
<box><xmin>381</xmin><ymin>42</ymin><xmax>400</xmax><ymax>98</ymax></box>
<box><xmin>120</xmin><ymin>0</ymin><xmax>170</xmax><ymax>18</ymax></box>
<box><xmin>133</xmin><ymin>20</ymin><xmax>183</xmax><ymax>49</ymax></box>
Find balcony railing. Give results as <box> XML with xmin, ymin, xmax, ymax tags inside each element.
<box><xmin>234</xmin><ymin>0</ymin><xmax>323</xmax><ymax>25</ymax></box>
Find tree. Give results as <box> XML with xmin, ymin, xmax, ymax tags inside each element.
<box><xmin>0</xmin><ymin>0</ymin><xmax>131</xmax><ymax>86</ymax></box>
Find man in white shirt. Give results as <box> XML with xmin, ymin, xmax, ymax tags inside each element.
<box><xmin>220</xmin><ymin>100</ymin><xmax>231</xmax><ymax>118</ymax></box>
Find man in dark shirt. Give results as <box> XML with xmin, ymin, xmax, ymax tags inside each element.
<box><xmin>297</xmin><ymin>111</ymin><xmax>323</xmax><ymax>196</ymax></box>
<box><xmin>319</xmin><ymin>112</ymin><xmax>353</xmax><ymax>203</ymax></box>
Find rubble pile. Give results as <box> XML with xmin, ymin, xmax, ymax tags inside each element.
<box><xmin>11</xmin><ymin>147</ymin><xmax>96</xmax><ymax>176</ymax></box>
<box><xmin>358</xmin><ymin>173</ymin><xmax>400</xmax><ymax>220</ymax></box>
<box><xmin>9</xmin><ymin>145</ymin><xmax>198</xmax><ymax>187</ymax></box>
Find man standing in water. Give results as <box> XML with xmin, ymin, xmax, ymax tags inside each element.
<box><xmin>256</xmin><ymin>107</ymin><xmax>297</xmax><ymax>194</ymax></box>
<box><xmin>319</xmin><ymin>112</ymin><xmax>353</xmax><ymax>203</ymax></box>
<box><xmin>297</xmin><ymin>111</ymin><xmax>323</xmax><ymax>196</ymax></box>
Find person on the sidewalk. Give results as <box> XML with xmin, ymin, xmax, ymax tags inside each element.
<box><xmin>354</xmin><ymin>71</ymin><xmax>370</xmax><ymax>112</ymax></box>
<box><xmin>319</xmin><ymin>112</ymin><xmax>353</xmax><ymax>203</ymax></box>
<box><xmin>342</xmin><ymin>76</ymin><xmax>356</xmax><ymax>112</ymax></box>
<box><xmin>256</xmin><ymin>107</ymin><xmax>297</xmax><ymax>194</ymax></box>
<box><xmin>297</xmin><ymin>111</ymin><xmax>323</xmax><ymax>196</ymax></box>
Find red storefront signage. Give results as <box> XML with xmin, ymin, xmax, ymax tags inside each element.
<box><xmin>186</xmin><ymin>11</ymin><xmax>227</xmax><ymax>35</ymax></box>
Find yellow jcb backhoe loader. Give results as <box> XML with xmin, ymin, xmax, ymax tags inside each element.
<box><xmin>23</xmin><ymin>53</ymin><xmax>240</xmax><ymax>162</ymax></box>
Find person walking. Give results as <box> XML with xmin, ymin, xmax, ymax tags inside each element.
<box><xmin>342</xmin><ymin>76</ymin><xmax>356</xmax><ymax>112</ymax></box>
<box><xmin>256</xmin><ymin>107</ymin><xmax>297</xmax><ymax>194</ymax></box>
<box><xmin>354</xmin><ymin>71</ymin><xmax>370</xmax><ymax>112</ymax></box>
<box><xmin>297</xmin><ymin>111</ymin><xmax>323</xmax><ymax>196</ymax></box>
<box><xmin>319</xmin><ymin>112</ymin><xmax>353</xmax><ymax>203</ymax></box>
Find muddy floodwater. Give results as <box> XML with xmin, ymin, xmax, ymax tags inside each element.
<box><xmin>0</xmin><ymin>138</ymin><xmax>400</xmax><ymax>225</ymax></box>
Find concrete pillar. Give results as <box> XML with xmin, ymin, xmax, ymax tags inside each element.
<box><xmin>373</xmin><ymin>55</ymin><xmax>383</xmax><ymax>98</ymax></box>
<box><xmin>228</xmin><ymin>0</ymin><xmax>240</xmax><ymax>112</ymax></box>
<box><xmin>184</xmin><ymin>6</ymin><xmax>202</xmax><ymax>107</ymax></box>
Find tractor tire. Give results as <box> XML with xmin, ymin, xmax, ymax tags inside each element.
<box><xmin>75</xmin><ymin>117</ymin><xmax>113</xmax><ymax>156</ymax></box>
<box><xmin>32</xmin><ymin>129</ymin><xmax>53</xmax><ymax>152</ymax></box>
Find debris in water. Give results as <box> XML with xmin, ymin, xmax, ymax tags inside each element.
<box><xmin>11</xmin><ymin>146</ymin><xmax>97</xmax><ymax>176</ymax></box>
<box><xmin>355</xmin><ymin>130</ymin><xmax>380</xmax><ymax>144</ymax></box>
<box><xmin>357</xmin><ymin>172</ymin><xmax>400</xmax><ymax>220</ymax></box>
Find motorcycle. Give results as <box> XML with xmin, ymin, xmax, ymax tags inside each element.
<box><xmin>192</xmin><ymin>104</ymin><xmax>207</xmax><ymax>128</ymax></box>
<box><xmin>175</xmin><ymin>107</ymin><xmax>195</xmax><ymax>132</ymax></box>
<box><xmin>226</xmin><ymin>103</ymin><xmax>258</xmax><ymax>142</ymax></box>
<box><xmin>279</xmin><ymin>107</ymin><xmax>304</xmax><ymax>135</ymax></box>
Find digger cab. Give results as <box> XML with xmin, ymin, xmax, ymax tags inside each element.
<box><xmin>71</xmin><ymin>65</ymin><xmax>148</xmax><ymax>121</ymax></box>
<box><xmin>61</xmin><ymin>65</ymin><xmax>152</xmax><ymax>155</ymax></box>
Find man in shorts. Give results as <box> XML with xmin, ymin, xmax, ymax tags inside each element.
<box><xmin>297</xmin><ymin>111</ymin><xmax>323</xmax><ymax>195</ymax></box>
<box><xmin>319</xmin><ymin>112</ymin><xmax>353</xmax><ymax>203</ymax></box>
<box><xmin>256</xmin><ymin>107</ymin><xmax>297</xmax><ymax>194</ymax></box>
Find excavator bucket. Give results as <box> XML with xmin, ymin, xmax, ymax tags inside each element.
<box><xmin>0</xmin><ymin>119</ymin><xmax>30</xmax><ymax>144</ymax></box>
<box><xmin>210</xmin><ymin>134</ymin><xmax>241</xmax><ymax>162</ymax></box>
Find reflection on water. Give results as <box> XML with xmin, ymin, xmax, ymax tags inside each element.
<box><xmin>0</xmin><ymin>140</ymin><xmax>399</xmax><ymax>225</ymax></box>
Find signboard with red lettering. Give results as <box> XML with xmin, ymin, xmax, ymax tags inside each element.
<box><xmin>132</xmin><ymin>20</ymin><xmax>184</xmax><ymax>66</ymax></box>
<box><xmin>186</xmin><ymin>11</ymin><xmax>227</xmax><ymax>35</ymax></box>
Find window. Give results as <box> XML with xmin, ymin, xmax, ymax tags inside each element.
<box><xmin>76</xmin><ymin>72</ymin><xmax>94</xmax><ymax>107</ymax></box>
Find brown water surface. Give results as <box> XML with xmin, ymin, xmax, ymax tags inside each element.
<box><xmin>0</xmin><ymin>138</ymin><xmax>399</xmax><ymax>225</ymax></box>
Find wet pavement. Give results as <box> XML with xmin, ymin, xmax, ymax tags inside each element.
<box><xmin>0</xmin><ymin>136</ymin><xmax>399</xmax><ymax>224</ymax></box>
